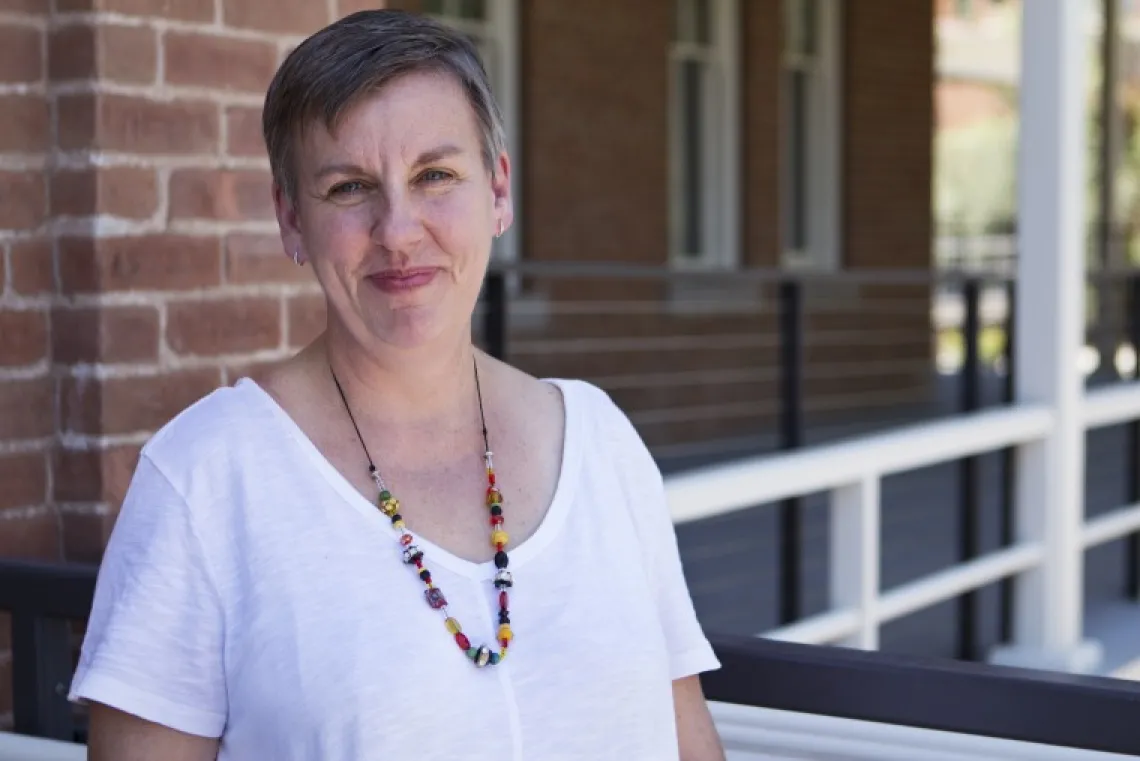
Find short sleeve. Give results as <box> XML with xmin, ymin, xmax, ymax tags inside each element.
<box><xmin>598</xmin><ymin>388</ymin><xmax>721</xmax><ymax>681</ymax></box>
<box><xmin>68</xmin><ymin>453</ymin><xmax>228</xmax><ymax>738</ymax></box>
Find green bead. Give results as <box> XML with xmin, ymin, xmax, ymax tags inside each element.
<box><xmin>379</xmin><ymin>490</ymin><xmax>392</xmax><ymax>502</ymax></box>
<box><xmin>466</xmin><ymin>647</ymin><xmax>479</xmax><ymax>660</ymax></box>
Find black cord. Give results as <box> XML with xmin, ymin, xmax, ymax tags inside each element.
<box><xmin>330</xmin><ymin>354</ymin><xmax>492</xmax><ymax>479</ymax></box>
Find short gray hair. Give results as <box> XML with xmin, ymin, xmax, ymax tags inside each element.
<box><xmin>262</xmin><ymin>9</ymin><xmax>507</xmax><ymax>203</ymax></box>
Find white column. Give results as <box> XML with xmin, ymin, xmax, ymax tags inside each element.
<box><xmin>989</xmin><ymin>0</ymin><xmax>1102</xmax><ymax>674</ymax></box>
<box><xmin>830</xmin><ymin>477</ymin><xmax>879</xmax><ymax>650</ymax></box>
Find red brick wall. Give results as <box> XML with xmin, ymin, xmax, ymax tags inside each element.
<box><xmin>845</xmin><ymin>1</ymin><xmax>934</xmax><ymax>270</ymax></box>
<box><xmin>523</xmin><ymin>0</ymin><xmax>669</xmax><ymax>267</ymax></box>
<box><xmin>0</xmin><ymin>0</ymin><xmax>384</xmax><ymax>731</ymax></box>
<box><xmin>744</xmin><ymin>0</ymin><xmax>781</xmax><ymax>268</ymax></box>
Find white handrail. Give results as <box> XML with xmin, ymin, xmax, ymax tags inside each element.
<box><xmin>1082</xmin><ymin>383</ymin><xmax>1140</xmax><ymax>429</ymax></box>
<box><xmin>1082</xmin><ymin>503</ymin><xmax>1140</xmax><ymax>550</ymax></box>
<box><xmin>662</xmin><ymin>384</ymin><xmax>1140</xmax><ymax>655</ymax></box>
<box><xmin>667</xmin><ymin>404</ymin><xmax>1053</xmax><ymax>524</ymax></box>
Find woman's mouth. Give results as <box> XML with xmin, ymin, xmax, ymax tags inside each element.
<box><xmin>366</xmin><ymin>268</ymin><xmax>438</xmax><ymax>294</ymax></box>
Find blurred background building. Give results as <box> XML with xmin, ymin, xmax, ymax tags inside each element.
<box><xmin>3</xmin><ymin>0</ymin><xmax>1140</xmax><ymax>755</ymax></box>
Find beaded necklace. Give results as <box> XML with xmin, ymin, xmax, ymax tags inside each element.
<box><xmin>330</xmin><ymin>357</ymin><xmax>513</xmax><ymax>669</ymax></box>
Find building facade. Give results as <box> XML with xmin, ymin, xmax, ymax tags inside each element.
<box><xmin>0</xmin><ymin>0</ymin><xmax>941</xmax><ymax>726</ymax></box>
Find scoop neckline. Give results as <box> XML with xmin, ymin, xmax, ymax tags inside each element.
<box><xmin>235</xmin><ymin>375</ymin><xmax>582</xmax><ymax>580</ymax></box>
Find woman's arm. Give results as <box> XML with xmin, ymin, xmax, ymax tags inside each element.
<box><xmin>87</xmin><ymin>703</ymin><xmax>221</xmax><ymax>761</ymax></box>
<box><xmin>673</xmin><ymin>675</ymin><xmax>726</xmax><ymax>761</ymax></box>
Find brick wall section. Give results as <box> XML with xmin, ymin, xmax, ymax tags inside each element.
<box><xmin>523</xmin><ymin>0</ymin><xmax>669</xmax><ymax>268</ymax></box>
<box><xmin>845</xmin><ymin>1</ymin><xmax>934</xmax><ymax>269</ymax></box>
<box><xmin>744</xmin><ymin>0</ymin><xmax>780</xmax><ymax>268</ymax></box>
<box><xmin>0</xmin><ymin>0</ymin><xmax>54</xmax><ymax>731</ymax></box>
<box><xmin>0</xmin><ymin>0</ymin><xmax>385</xmax><ymax>731</ymax></box>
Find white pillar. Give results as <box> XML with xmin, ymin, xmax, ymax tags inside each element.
<box><xmin>989</xmin><ymin>0</ymin><xmax>1102</xmax><ymax>674</ymax></box>
<box><xmin>830</xmin><ymin>477</ymin><xmax>879</xmax><ymax>650</ymax></box>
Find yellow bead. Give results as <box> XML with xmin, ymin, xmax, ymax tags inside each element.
<box><xmin>393</xmin><ymin>520</ymin><xmax>406</xmax><ymax>531</ymax></box>
<box><xmin>380</xmin><ymin>499</ymin><xmax>399</xmax><ymax>516</ymax></box>
<box><xmin>445</xmin><ymin>617</ymin><xmax>461</xmax><ymax>634</ymax></box>
<box><xmin>486</xmin><ymin>489</ymin><xmax>502</xmax><ymax>506</ymax></box>
<box><xmin>498</xmin><ymin>624</ymin><xmax>513</xmax><ymax>642</ymax></box>
<box><xmin>491</xmin><ymin>530</ymin><xmax>509</xmax><ymax>547</ymax></box>
<box><xmin>498</xmin><ymin>649</ymin><xmax>508</xmax><ymax>661</ymax></box>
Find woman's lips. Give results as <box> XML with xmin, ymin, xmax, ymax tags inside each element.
<box><xmin>366</xmin><ymin>268</ymin><xmax>438</xmax><ymax>294</ymax></box>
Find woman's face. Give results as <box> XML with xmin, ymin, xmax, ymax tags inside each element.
<box><xmin>277</xmin><ymin>69</ymin><xmax>512</xmax><ymax>352</ymax></box>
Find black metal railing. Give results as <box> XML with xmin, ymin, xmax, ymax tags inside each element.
<box><xmin>473</xmin><ymin>261</ymin><xmax>1140</xmax><ymax>660</ymax></box>
<box><xmin>6</xmin><ymin>557</ymin><xmax>1140</xmax><ymax>755</ymax></box>
<box><xmin>701</xmin><ymin>633</ymin><xmax>1140</xmax><ymax>757</ymax></box>
<box><xmin>0</xmin><ymin>558</ymin><xmax>97</xmax><ymax>743</ymax></box>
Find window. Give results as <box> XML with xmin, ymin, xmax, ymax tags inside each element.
<box><xmin>424</xmin><ymin>0</ymin><xmax>520</xmax><ymax>264</ymax></box>
<box><xmin>668</xmin><ymin>0</ymin><xmax>741</xmax><ymax>269</ymax></box>
<box><xmin>782</xmin><ymin>0</ymin><xmax>842</xmax><ymax>270</ymax></box>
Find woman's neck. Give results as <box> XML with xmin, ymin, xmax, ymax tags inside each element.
<box><xmin>315</xmin><ymin>322</ymin><xmax>483</xmax><ymax>430</ymax></box>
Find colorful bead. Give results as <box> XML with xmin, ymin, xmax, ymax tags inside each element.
<box><xmin>474</xmin><ymin>645</ymin><xmax>492</xmax><ymax>667</ymax></box>
<box><xmin>491</xmin><ymin>530</ymin><xmax>509</xmax><ymax>547</ymax></box>
<box><xmin>499</xmin><ymin>591</ymin><xmax>509</xmax><ymax>609</ymax></box>
<box><xmin>490</xmin><ymin>505</ymin><xmax>503</xmax><ymax>517</ymax></box>
<box><xmin>494</xmin><ymin>569</ymin><xmax>513</xmax><ymax>588</ymax></box>
<box><xmin>488</xmin><ymin>472</ymin><xmax>496</xmax><ymax>485</ymax></box>
<box><xmin>486</xmin><ymin>489</ymin><xmax>502</xmax><ymax>505</ymax></box>
<box><xmin>466</xmin><ymin>646</ymin><xmax>480</xmax><ymax>659</ymax></box>
<box><xmin>400</xmin><ymin>534</ymin><xmax>414</xmax><ymax>546</ymax></box>
<box><xmin>456</xmin><ymin>633</ymin><xmax>471</xmax><ymax>650</ymax></box>
<box><xmin>445</xmin><ymin>618</ymin><xmax>461</xmax><ymax>634</ymax></box>
<box><xmin>402</xmin><ymin>546</ymin><xmax>423</xmax><ymax>564</ymax></box>
<box><xmin>425</xmin><ymin>587</ymin><xmax>447</xmax><ymax>609</ymax></box>
<box><xmin>393</xmin><ymin>520</ymin><xmax>406</xmax><ymax>531</ymax></box>
<box><xmin>498</xmin><ymin>625</ymin><xmax>513</xmax><ymax>642</ymax></box>
<box><xmin>419</xmin><ymin>569</ymin><xmax>431</xmax><ymax>583</ymax></box>
<box><xmin>490</xmin><ymin>652</ymin><xmax>500</xmax><ymax>665</ymax></box>
<box><xmin>494</xmin><ymin>550</ymin><xmax>509</xmax><ymax>569</ymax></box>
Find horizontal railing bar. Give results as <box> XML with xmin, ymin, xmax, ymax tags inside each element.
<box><xmin>0</xmin><ymin>559</ymin><xmax>97</xmax><ymax>619</ymax></box>
<box><xmin>1082</xmin><ymin>503</ymin><xmax>1140</xmax><ymax>549</ymax></box>
<box><xmin>486</xmin><ymin>260</ymin><xmax>1019</xmax><ymax>285</ymax></box>
<box><xmin>1082</xmin><ymin>382</ymin><xmax>1140</xmax><ymax>429</ymax></box>
<box><xmin>701</xmin><ymin>634</ymin><xmax>1140</xmax><ymax>757</ymax></box>
<box><xmin>592</xmin><ymin>358</ymin><xmax>931</xmax><ymax>391</ymax></box>
<box><xmin>876</xmin><ymin>544</ymin><xmax>1045</xmax><ymax>624</ymax></box>
<box><xmin>762</xmin><ymin>608</ymin><xmax>861</xmax><ymax>645</ymax></box>
<box><xmin>667</xmin><ymin>405</ymin><xmax>1054</xmax><ymax>524</ymax></box>
<box><xmin>709</xmin><ymin>703</ymin><xmax>1137</xmax><ymax>761</ymax></box>
<box><xmin>509</xmin><ymin>328</ymin><xmax>928</xmax><ymax>356</ymax></box>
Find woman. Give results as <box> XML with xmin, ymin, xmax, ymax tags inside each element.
<box><xmin>69</xmin><ymin>9</ymin><xmax>725</xmax><ymax>760</ymax></box>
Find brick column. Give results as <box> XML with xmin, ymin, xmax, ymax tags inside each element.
<box><xmin>0</xmin><ymin>0</ymin><xmax>382</xmax><ymax>730</ymax></box>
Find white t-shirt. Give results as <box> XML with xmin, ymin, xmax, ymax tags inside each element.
<box><xmin>69</xmin><ymin>377</ymin><xmax>721</xmax><ymax>760</ymax></box>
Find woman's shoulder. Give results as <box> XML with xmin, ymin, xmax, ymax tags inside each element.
<box><xmin>142</xmin><ymin>377</ymin><xmax>281</xmax><ymax>479</ymax></box>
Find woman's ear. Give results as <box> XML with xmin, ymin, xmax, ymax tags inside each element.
<box><xmin>491</xmin><ymin>151</ymin><xmax>514</xmax><ymax>232</ymax></box>
<box><xmin>273</xmin><ymin>181</ymin><xmax>304</xmax><ymax>262</ymax></box>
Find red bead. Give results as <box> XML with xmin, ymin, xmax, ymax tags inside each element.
<box><xmin>490</xmin><ymin>516</ymin><xmax>504</xmax><ymax>526</ymax></box>
<box><xmin>499</xmin><ymin>591</ymin><xmax>509</xmax><ymax>609</ymax></box>
<box><xmin>489</xmin><ymin>473</ymin><xmax>496</xmax><ymax>485</ymax></box>
<box><xmin>456</xmin><ymin>633</ymin><xmax>471</xmax><ymax>650</ymax></box>
<box><xmin>500</xmin><ymin>639</ymin><xmax>510</xmax><ymax>648</ymax></box>
<box><xmin>496</xmin><ymin>542</ymin><xmax>505</xmax><ymax>551</ymax></box>
<box><xmin>400</xmin><ymin>534</ymin><xmax>414</xmax><ymax>546</ymax></box>
<box><xmin>414</xmin><ymin>558</ymin><xmax>423</xmax><ymax>568</ymax></box>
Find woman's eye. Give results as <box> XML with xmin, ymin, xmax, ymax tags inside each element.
<box><xmin>329</xmin><ymin>181</ymin><xmax>365</xmax><ymax>197</ymax></box>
